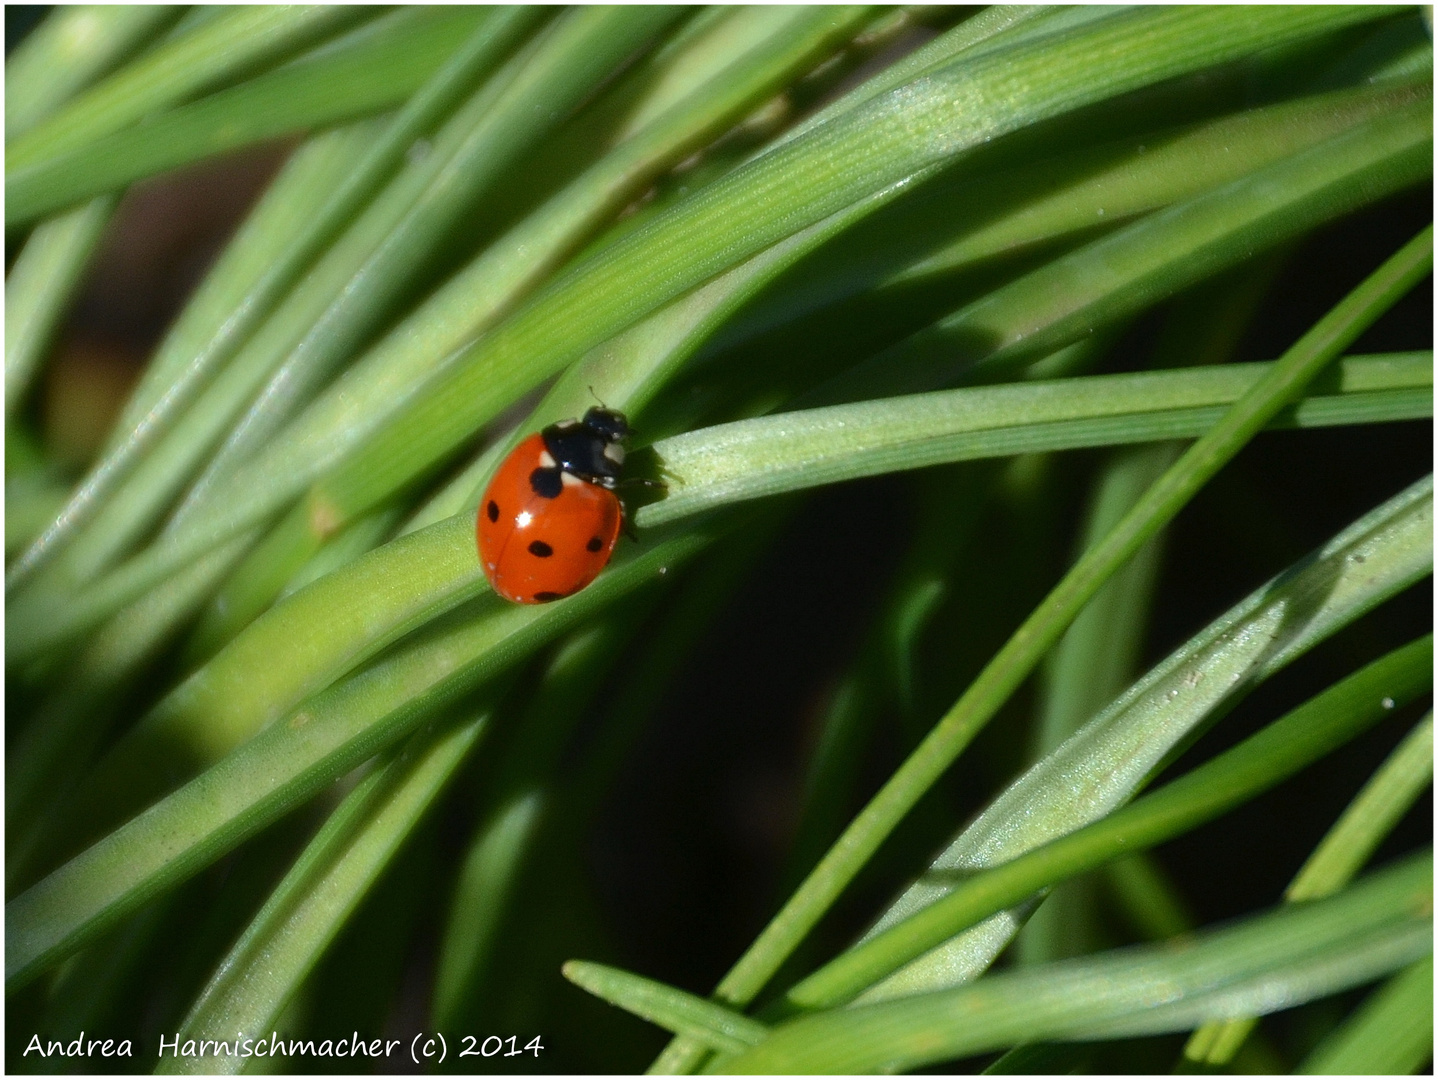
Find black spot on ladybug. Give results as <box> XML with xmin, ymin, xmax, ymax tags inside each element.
<box><xmin>533</xmin><ymin>591</ymin><xmax>563</xmax><ymax>603</ymax></box>
<box><xmin>486</xmin><ymin>500</ymin><xmax>499</xmax><ymax>522</ymax></box>
<box><xmin>528</xmin><ymin>540</ymin><xmax>554</xmax><ymax>558</ymax></box>
<box><xmin>586</xmin><ymin>536</ymin><xmax>603</xmax><ymax>552</ymax></box>
<box><xmin>530</xmin><ymin>468</ymin><xmax>563</xmax><ymax>498</ymax></box>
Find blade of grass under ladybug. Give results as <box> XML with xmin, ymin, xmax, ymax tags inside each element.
<box><xmin>186</xmin><ymin>503</ymin><xmax>405</xmax><ymax>665</ymax></box>
<box><xmin>855</xmin><ymin>480</ymin><xmax>1433</xmax><ymax>1005</ymax></box>
<box><xmin>5</xmin><ymin>8</ymin><xmax>513</xmax><ymax>225</ymax></box>
<box><xmin>1297</xmin><ymin>954</ymin><xmax>1434</xmax><ymax>1075</ymax></box>
<box><xmin>157</xmin><ymin>709</ymin><xmax>490</xmax><ymax>1075</ymax></box>
<box><xmin>647</xmin><ymin>226</ymin><xmax>1432</xmax><ymax>1073</ymax></box>
<box><xmin>1183</xmin><ymin>710</ymin><xmax>1434</xmax><ymax>1066</ymax></box>
<box><xmin>715</xmin><ymin>853</ymin><xmax>1432</xmax><ymax>1074</ymax></box>
<box><xmin>634</xmin><ymin>351</ymin><xmax>1431</xmax><ymax>529</ymax></box>
<box><xmin>5</xmin><ymin>5</ymin><xmax>182</xmax><ymax>139</ymax></box>
<box><xmin>22</xmin><ymin>7</ymin><xmax>678</xmax><ymax>599</ymax></box>
<box><xmin>4</xmin><ymin>196</ymin><xmax>116</xmax><ymax>418</ymax></box>
<box><xmin>4</xmin><ymin>522</ymin><xmax>718</xmax><ymax>990</ymax></box>
<box><xmin>5</xmin><ymin>6</ymin><xmax>371</xmax><ymax>176</ymax></box>
<box><xmin>776</xmin><ymin>637</ymin><xmax>1431</xmax><ymax>1012</ymax></box>
<box><xmin>42</xmin><ymin>5</ymin><xmax>1389</xmax><ymax>647</ymax></box>
<box><xmin>563</xmin><ymin>961</ymin><xmax>770</xmax><ymax>1056</ymax></box>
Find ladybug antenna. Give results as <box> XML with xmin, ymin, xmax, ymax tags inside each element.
<box><xmin>587</xmin><ymin>385</ymin><xmax>609</xmax><ymax>409</ymax></box>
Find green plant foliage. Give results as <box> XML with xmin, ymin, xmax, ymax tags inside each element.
<box><xmin>5</xmin><ymin>5</ymin><xmax>1431</xmax><ymax>1074</ymax></box>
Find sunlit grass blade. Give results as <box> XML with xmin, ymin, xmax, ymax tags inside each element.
<box><xmin>5</xmin><ymin>5</ymin><xmax>180</xmax><ymax>139</ymax></box>
<box><xmin>729</xmin><ymin>79</ymin><xmax>1427</xmax><ymax>347</ymax></box>
<box><xmin>855</xmin><ymin>476</ymin><xmax>1431</xmax><ymax>1004</ymax></box>
<box><xmin>564</xmin><ymin>961</ymin><xmax>769</xmax><ymax>1055</ymax></box>
<box><xmin>1297</xmin><ymin>955</ymin><xmax>1434</xmax><ymax>1075</ymax></box>
<box><xmin>1183</xmin><ymin>710</ymin><xmax>1434</xmax><ymax>1065</ymax></box>
<box><xmin>651</xmin><ymin>225</ymin><xmax>1431</xmax><ymax>1073</ymax></box>
<box><xmin>5</xmin><ymin>521</ymin><xmax>717</xmax><ymax>989</ymax></box>
<box><xmin>716</xmin><ymin>852</ymin><xmax>1432</xmax><ymax>1074</ymax></box>
<box><xmin>637</xmin><ymin>352</ymin><xmax>1430</xmax><ymax>528</ymax></box>
<box><xmin>824</xmin><ymin>92</ymin><xmax>1431</xmax><ymax>401</ymax></box>
<box><xmin>777</xmin><ymin>636</ymin><xmax>1431</xmax><ymax>1012</ymax></box>
<box><xmin>5</xmin><ymin>7</ymin><xmax>508</xmax><ymax>225</ymax></box>
<box><xmin>4</xmin><ymin>196</ymin><xmax>115</xmax><ymax>417</ymax></box>
<box><xmin>157</xmin><ymin>710</ymin><xmax>490</xmax><ymax>1074</ymax></box>
<box><xmin>6</xmin><ymin>6</ymin><xmax>370</xmax><ymax>174</ymax></box>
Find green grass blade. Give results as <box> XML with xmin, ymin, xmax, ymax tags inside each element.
<box><xmin>1298</xmin><ymin>956</ymin><xmax>1434</xmax><ymax>1075</ymax></box>
<box><xmin>825</xmin><ymin>92</ymin><xmax>1431</xmax><ymax>401</ymax></box>
<box><xmin>5</xmin><ymin>5</ymin><xmax>180</xmax><ymax>138</ymax></box>
<box><xmin>5</xmin><ymin>521</ymin><xmax>718</xmax><ymax>989</ymax></box>
<box><xmin>716</xmin><ymin>853</ymin><xmax>1433</xmax><ymax>1074</ymax></box>
<box><xmin>1184</xmin><ymin>710</ymin><xmax>1434</xmax><ymax>1065</ymax></box>
<box><xmin>779</xmin><ymin>637</ymin><xmax>1431</xmax><ymax>1011</ymax></box>
<box><xmin>4</xmin><ymin>196</ymin><xmax>116</xmax><ymax>417</ymax></box>
<box><xmin>6</xmin><ymin>6</ymin><xmax>369</xmax><ymax>172</ymax></box>
<box><xmin>855</xmin><ymin>475</ymin><xmax>1432</xmax><ymax>1003</ymax></box>
<box><xmin>5</xmin><ymin>7</ymin><xmax>508</xmax><ymax>225</ymax></box>
<box><xmin>564</xmin><ymin>961</ymin><xmax>770</xmax><ymax>1056</ymax></box>
<box><xmin>157</xmin><ymin>711</ymin><xmax>489</xmax><ymax>1074</ymax></box>
<box><xmin>651</xmin><ymin>227</ymin><xmax>1431</xmax><ymax>1073</ymax></box>
<box><xmin>637</xmin><ymin>352</ymin><xmax>1431</xmax><ymax>528</ymax></box>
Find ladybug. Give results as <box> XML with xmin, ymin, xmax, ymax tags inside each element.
<box><xmin>478</xmin><ymin>406</ymin><xmax>632</xmax><ymax>604</ymax></box>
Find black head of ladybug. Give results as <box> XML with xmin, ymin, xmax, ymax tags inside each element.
<box><xmin>541</xmin><ymin>407</ymin><xmax>630</xmax><ymax>488</ymax></box>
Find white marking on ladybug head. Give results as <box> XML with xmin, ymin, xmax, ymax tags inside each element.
<box><xmin>538</xmin><ymin>449</ymin><xmax>556</xmax><ymax>469</ymax></box>
<box><xmin>554</xmin><ymin>419</ymin><xmax>579</xmax><ymax>430</ymax></box>
<box><xmin>603</xmin><ymin>442</ymin><xmax>625</xmax><ymax>465</ymax></box>
<box><xmin>561</xmin><ymin>471</ymin><xmax>584</xmax><ymax>487</ymax></box>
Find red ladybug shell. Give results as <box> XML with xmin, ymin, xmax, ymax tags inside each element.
<box><xmin>478</xmin><ymin>433</ymin><xmax>622</xmax><ymax>604</ymax></box>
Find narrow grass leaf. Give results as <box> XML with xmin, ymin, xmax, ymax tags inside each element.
<box><xmin>653</xmin><ymin>227</ymin><xmax>1431</xmax><ymax>1073</ymax></box>
<box><xmin>826</xmin><ymin>92</ymin><xmax>1431</xmax><ymax>400</ymax></box>
<box><xmin>780</xmin><ymin>637</ymin><xmax>1432</xmax><ymax>1011</ymax></box>
<box><xmin>5</xmin><ymin>5</ymin><xmax>180</xmax><ymax>138</ymax></box>
<box><xmin>6</xmin><ymin>6</ymin><xmax>369</xmax><ymax>175</ymax></box>
<box><xmin>5</xmin><ymin>7</ymin><xmax>507</xmax><ymax>224</ymax></box>
<box><xmin>158</xmin><ymin>712</ymin><xmax>489</xmax><ymax>1074</ymax></box>
<box><xmin>4</xmin><ymin>196</ymin><xmax>116</xmax><ymax>416</ymax></box>
<box><xmin>563</xmin><ymin>962</ymin><xmax>769</xmax><ymax>1055</ymax></box>
<box><xmin>637</xmin><ymin>352</ymin><xmax>1431</xmax><ymax>527</ymax></box>
<box><xmin>1184</xmin><ymin>710</ymin><xmax>1434</xmax><ymax>1064</ymax></box>
<box><xmin>1297</xmin><ymin>956</ymin><xmax>1434</xmax><ymax>1075</ymax></box>
<box><xmin>717</xmin><ymin>854</ymin><xmax>1432</xmax><ymax>1074</ymax></box>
